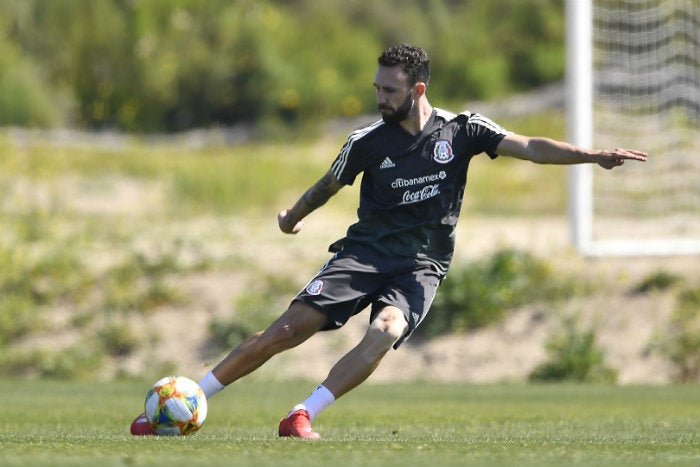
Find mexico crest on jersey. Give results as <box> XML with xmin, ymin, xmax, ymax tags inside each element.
<box><xmin>433</xmin><ymin>140</ymin><xmax>454</xmax><ymax>164</ymax></box>
<box><xmin>305</xmin><ymin>279</ymin><xmax>323</xmax><ymax>295</ymax></box>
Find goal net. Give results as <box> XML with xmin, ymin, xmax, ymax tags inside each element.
<box><xmin>567</xmin><ymin>0</ymin><xmax>700</xmax><ymax>256</ymax></box>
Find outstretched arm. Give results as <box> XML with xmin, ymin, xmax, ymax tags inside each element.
<box><xmin>496</xmin><ymin>134</ymin><xmax>647</xmax><ymax>169</ymax></box>
<box><xmin>278</xmin><ymin>169</ymin><xmax>344</xmax><ymax>234</ymax></box>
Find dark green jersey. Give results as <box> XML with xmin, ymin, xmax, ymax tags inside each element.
<box><xmin>329</xmin><ymin>108</ymin><xmax>509</xmax><ymax>275</ymax></box>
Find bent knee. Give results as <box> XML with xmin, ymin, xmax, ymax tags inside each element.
<box><xmin>362</xmin><ymin>307</ymin><xmax>408</xmax><ymax>361</ymax></box>
<box><xmin>372</xmin><ymin>307</ymin><xmax>408</xmax><ymax>341</ymax></box>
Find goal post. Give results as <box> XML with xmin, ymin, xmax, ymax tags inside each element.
<box><xmin>566</xmin><ymin>0</ymin><xmax>594</xmax><ymax>254</ymax></box>
<box><xmin>566</xmin><ymin>0</ymin><xmax>700</xmax><ymax>256</ymax></box>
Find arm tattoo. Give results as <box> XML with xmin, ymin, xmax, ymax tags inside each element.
<box><xmin>302</xmin><ymin>172</ymin><xmax>338</xmax><ymax>209</ymax></box>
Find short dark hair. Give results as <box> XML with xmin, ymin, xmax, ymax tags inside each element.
<box><xmin>378</xmin><ymin>44</ymin><xmax>431</xmax><ymax>87</ymax></box>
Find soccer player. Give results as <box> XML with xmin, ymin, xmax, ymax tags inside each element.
<box><xmin>131</xmin><ymin>44</ymin><xmax>647</xmax><ymax>438</ymax></box>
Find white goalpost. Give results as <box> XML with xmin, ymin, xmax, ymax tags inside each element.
<box><xmin>567</xmin><ymin>0</ymin><xmax>700</xmax><ymax>256</ymax></box>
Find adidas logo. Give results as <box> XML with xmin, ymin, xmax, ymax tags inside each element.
<box><xmin>379</xmin><ymin>157</ymin><xmax>396</xmax><ymax>169</ymax></box>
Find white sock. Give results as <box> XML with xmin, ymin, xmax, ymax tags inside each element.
<box><xmin>289</xmin><ymin>384</ymin><xmax>336</xmax><ymax>420</ymax></box>
<box><xmin>198</xmin><ymin>371</ymin><xmax>226</xmax><ymax>399</ymax></box>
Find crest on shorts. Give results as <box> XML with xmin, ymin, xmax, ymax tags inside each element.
<box><xmin>433</xmin><ymin>140</ymin><xmax>454</xmax><ymax>164</ymax></box>
<box><xmin>306</xmin><ymin>279</ymin><xmax>323</xmax><ymax>295</ymax></box>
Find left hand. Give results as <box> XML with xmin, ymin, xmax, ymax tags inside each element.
<box><xmin>278</xmin><ymin>208</ymin><xmax>304</xmax><ymax>234</ymax></box>
<box><xmin>597</xmin><ymin>148</ymin><xmax>648</xmax><ymax>170</ymax></box>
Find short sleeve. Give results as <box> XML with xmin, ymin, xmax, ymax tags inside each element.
<box><xmin>464</xmin><ymin>113</ymin><xmax>510</xmax><ymax>159</ymax></box>
<box><xmin>330</xmin><ymin>119</ymin><xmax>384</xmax><ymax>185</ymax></box>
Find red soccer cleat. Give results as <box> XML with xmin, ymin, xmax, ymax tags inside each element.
<box><xmin>278</xmin><ymin>409</ymin><xmax>321</xmax><ymax>439</ymax></box>
<box><xmin>130</xmin><ymin>413</ymin><xmax>155</xmax><ymax>436</ymax></box>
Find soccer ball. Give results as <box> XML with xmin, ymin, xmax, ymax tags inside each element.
<box><xmin>144</xmin><ymin>375</ymin><xmax>208</xmax><ymax>436</ymax></box>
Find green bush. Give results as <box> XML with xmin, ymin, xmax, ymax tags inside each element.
<box><xmin>656</xmin><ymin>285</ymin><xmax>700</xmax><ymax>382</ymax></box>
<box><xmin>0</xmin><ymin>36</ymin><xmax>62</xmax><ymax>126</ymax></box>
<box><xmin>36</xmin><ymin>344</ymin><xmax>106</xmax><ymax>380</ymax></box>
<box><xmin>417</xmin><ymin>249</ymin><xmax>570</xmax><ymax>338</ymax></box>
<box><xmin>99</xmin><ymin>250</ymin><xmax>193</xmax><ymax>314</ymax></box>
<box><xmin>529</xmin><ymin>316</ymin><xmax>617</xmax><ymax>383</ymax></box>
<box><xmin>0</xmin><ymin>343</ymin><xmax>105</xmax><ymax>380</ymax></box>
<box><xmin>98</xmin><ymin>321</ymin><xmax>139</xmax><ymax>357</ymax></box>
<box><xmin>632</xmin><ymin>270</ymin><xmax>684</xmax><ymax>294</ymax></box>
<box><xmin>208</xmin><ymin>295</ymin><xmax>275</xmax><ymax>352</ymax></box>
<box><xmin>0</xmin><ymin>294</ymin><xmax>40</xmax><ymax>345</ymax></box>
<box><xmin>0</xmin><ymin>0</ymin><xmax>565</xmax><ymax>132</ymax></box>
<box><xmin>0</xmin><ymin>241</ymin><xmax>91</xmax><ymax>345</ymax></box>
<box><xmin>208</xmin><ymin>273</ymin><xmax>296</xmax><ymax>352</ymax></box>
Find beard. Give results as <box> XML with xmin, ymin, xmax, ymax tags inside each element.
<box><xmin>379</xmin><ymin>92</ymin><xmax>414</xmax><ymax>124</ymax></box>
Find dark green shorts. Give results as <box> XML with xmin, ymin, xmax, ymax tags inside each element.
<box><xmin>292</xmin><ymin>242</ymin><xmax>443</xmax><ymax>348</ymax></box>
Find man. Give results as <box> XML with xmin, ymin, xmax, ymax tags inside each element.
<box><xmin>131</xmin><ymin>44</ymin><xmax>646</xmax><ymax>438</ymax></box>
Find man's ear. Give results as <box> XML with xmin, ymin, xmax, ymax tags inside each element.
<box><xmin>414</xmin><ymin>82</ymin><xmax>427</xmax><ymax>97</ymax></box>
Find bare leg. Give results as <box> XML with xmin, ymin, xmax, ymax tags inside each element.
<box><xmin>321</xmin><ymin>306</ymin><xmax>408</xmax><ymax>399</ymax></box>
<box><xmin>278</xmin><ymin>306</ymin><xmax>408</xmax><ymax>438</ymax></box>
<box><xmin>211</xmin><ymin>301</ymin><xmax>328</xmax><ymax>385</ymax></box>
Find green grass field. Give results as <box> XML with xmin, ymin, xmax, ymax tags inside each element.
<box><xmin>1</xmin><ymin>379</ymin><xmax>698</xmax><ymax>467</ymax></box>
